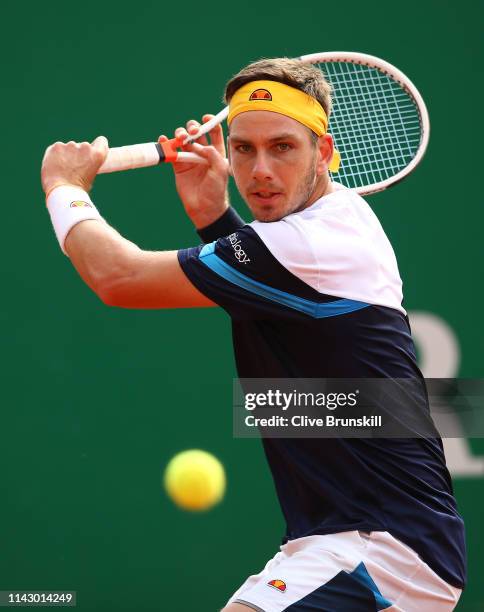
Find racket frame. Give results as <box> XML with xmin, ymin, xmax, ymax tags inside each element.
<box><xmin>298</xmin><ymin>52</ymin><xmax>430</xmax><ymax>195</ymax></box>
<box><xmin>99</xmin><ymin>51</ymin><xmax>430</xmax><ymax>196</ymax></box>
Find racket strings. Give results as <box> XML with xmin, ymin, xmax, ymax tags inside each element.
<box><xmin>317</xmin><ymin>61</ymin><xmax>422</xmax><ymax>189</ymax></box>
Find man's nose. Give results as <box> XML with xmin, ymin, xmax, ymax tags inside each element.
<box><xmin>252</xmin><ymin>152</ymin><xmax>273</xmax><ymax>182</ymax></box>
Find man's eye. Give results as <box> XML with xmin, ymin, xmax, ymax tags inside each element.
<box><xmin>236</xmin><ymin>144</ymin><xmax>252</xmax><ymax>153</ymax></box>
<box><xmin>276</xmin><ymin>143</ymin><xmax>291</xmax><ymax>152</ymax></box>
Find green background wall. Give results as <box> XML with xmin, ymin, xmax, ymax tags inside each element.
<box><xmin>1</xmin><ymin>1</ymin><xmax>482</xmax><ymax>610</ymax></box>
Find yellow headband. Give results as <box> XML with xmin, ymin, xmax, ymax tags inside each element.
<box><xmin>227</xmin><ymin>80</ymin><xmax>340</xmax><ymax>172</ymax></box>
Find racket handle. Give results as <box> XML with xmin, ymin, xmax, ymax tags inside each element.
<box><xmin>98</xmin><ymin>141</ymin><xmax>207</xmax><ymax>174</ymax></box>
<box><xmin>98</xmin><ymin>106</ymin><xmax>230</xmax><ymax>174</ymax></box>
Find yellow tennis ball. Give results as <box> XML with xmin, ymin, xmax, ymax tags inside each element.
<box><xmin>163</xmin><ymin>449</ymin><xmax>226</xmax><ymax>512</ymax></box>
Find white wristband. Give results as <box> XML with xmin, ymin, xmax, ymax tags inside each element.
<box><xmin>46</xmin><ymin>185</ymin><xmax>104</xmax><ymax>255</ymax></box>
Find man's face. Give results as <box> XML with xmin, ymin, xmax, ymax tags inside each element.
<box><xmin>228</xmin><ymin>111</ymin><xmax>330</xmax><ymax>222</ymax></box>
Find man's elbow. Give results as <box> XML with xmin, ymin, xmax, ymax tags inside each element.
<box><xmin>97</xmin><ymin>282</ymin><xmax>121</xmax><ymax>307</ymax></box>
<box><xmin>93</xmin><ymin>258</ymin><xmax>140</xmax><ymax>307</ymax></box>
<box><xmin>96</xmin><ymin>276</ymin><xmax>138</xmax><ymax>307</ymax></box>
<box><xmin>68</xmin><ymin>239</ymin><xmax>143</xmax><ymax>307</ymax></box>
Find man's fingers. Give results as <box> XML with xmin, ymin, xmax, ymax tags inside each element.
<box><xmin>174</xmin><ymin>127</ymin><xmax>188</xmax><ymax>140</ymax></box>
<box><xmin>191</xmin><ymin>143</ymin><xmax>229</xmax><ymax>174</ymax></box>
<box><xmin>92</xmin><ymin>135</ymin><xmax>108</xmax><ymax>150</ymax></box>
<box><xmin>174</xmin><ymin>123</ymin><xmax>207</xmax><ymax>151</ymax></box>
<box><xmin>91</xmin><ymin>135</ymin><xmax>109</xmax><ymax>164</ymax></box>
<box><xmin>41</xmin><ymin>136</ymin><xmax>108</xmax><ymax>196</ymax></box>
<box><xmin>169</xmin><ymin>116</ymin><xmax>226</xmax><ymax>164</ymax></box>
<box><xmin>186</xmin><ymin>119</ymin><xmax>209</xmax><ymax>146</ymax></box>
<box><xmin>171</xmin><ymin>116</ymin><xmax>226</xmax><ymax>156</ymax></box>
<box><xmin>202</xmin><ymin>114</ymin><xmax>226</xmax><ymax>157</ymax></box>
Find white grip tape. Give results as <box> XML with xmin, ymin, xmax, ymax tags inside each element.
<box><xmin>46</xmin><ymin>186</ymin><xmax>103</xmax><ymax>255</ymax></box>
<box><xmin>98</xmin><ymin>143</ymin><xmax>161</xmax><ymax>174</ymax></box>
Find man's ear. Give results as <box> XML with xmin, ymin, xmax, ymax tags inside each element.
<box><xmin>226</xmin><ymin>136</ymin><xmax>233</xmax><ymax>176</ymax></box>
<box><xmin>316</xmin><ymin>134</ymin><xmax>334</xmax><ymax>175</ymax></box>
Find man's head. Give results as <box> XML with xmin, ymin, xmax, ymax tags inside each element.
<box><xmin>224</xmin><ymin>58</ymin><xmax>335</xmax><ymax>222</ymax></box>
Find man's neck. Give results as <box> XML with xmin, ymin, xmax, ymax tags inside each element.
<box><xmin>305</xmin><ymin>174</ymin><xmax>334</xmax><ymax>209</ymax></box>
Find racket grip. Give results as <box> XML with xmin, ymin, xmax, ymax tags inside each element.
<box><xmin>98</xmin><ymin>143</ymin><xmax>162</xmax><ymax>174</ymax></box>
<box><xmin>98</xmin><ymin>142</ymin><xmax>207</xmax><ymax>174</ymax></box>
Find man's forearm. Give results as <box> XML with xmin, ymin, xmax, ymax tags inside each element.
<box><xmin>64</xmin><ymin>220</ymin><xmax>141</xmax><ymax>301</ymax></box>
<box><xmin>41</xmin><ymin>139</ymin><xmax>216</xmax><ymax>310</ymax></box>
<box><xmin>61</xmin><ymin>218</ymin><xmax>213</xmax><ymax>309</ymax></box>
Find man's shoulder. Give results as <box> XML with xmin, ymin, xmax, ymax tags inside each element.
<box><xmin>246</xmin><ymin>185</ymin><xmax>405</xmax><ymax>312</ymax></box>
<box><xmin>248</xmin><ymin>185</ymin><xmax>382</xmax><ymax>267</ymax></box>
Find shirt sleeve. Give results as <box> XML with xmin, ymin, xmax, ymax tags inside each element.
<box><xmin>178</xmin><ymin>225</ymin><xmax>347</xmax><ymax>320</ymax></box>
<box><xmin>196</xmin><ymin>206</ymin><xmax>246</xmax><ymax>243</ymax></box>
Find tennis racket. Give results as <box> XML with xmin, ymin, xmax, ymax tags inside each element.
<box><xmin>98</xmin><ymin>51</ymin><xmax>430</xmax><ymax>196</ymax></box>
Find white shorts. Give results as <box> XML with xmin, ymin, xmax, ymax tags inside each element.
<box><xmin>225</xmin><ymin>531</ymin><xmax>462</xmax><ymax>612</ymax></box>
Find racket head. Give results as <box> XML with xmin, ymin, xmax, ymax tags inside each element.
<box><xmin>299</xmin><ymin>52</ymin><xmax>430</xmax><ymax>195</ymax></box>
<box><xmin>101</xmin><ymin>51</ymin><xmax>429</xmax><ymax>194</ymax></box>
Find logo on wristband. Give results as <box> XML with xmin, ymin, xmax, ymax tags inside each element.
<box><xmin>70</xmin><ymin>200</ymin><xmax>92</xmax><ymax>208</ymax></box>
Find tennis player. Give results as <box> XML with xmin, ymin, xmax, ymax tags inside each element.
<box><xmin>41</xmin><ymin>58</ymin><xmax>465</xmax><ymax>611</ymax></box>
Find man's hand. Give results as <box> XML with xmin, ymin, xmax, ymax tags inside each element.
<box><xmin>41</xmin><ymin>136</ymin><xmax>109</xmax><ymax>197</ymax></box>
<box><xmin>159</xmin><ymin>115</ymin><xmax>230</xmax><ymax>230</ymax></box>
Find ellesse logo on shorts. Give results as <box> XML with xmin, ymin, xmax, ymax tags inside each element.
<box><xmin>267</xmin><ymin>579</ymin><xmax>286</xmax><ymax>592</ymax></box>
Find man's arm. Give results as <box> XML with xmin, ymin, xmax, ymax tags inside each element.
<box><xmin>164</xmin><ymin>116</ymin><xmax>246</xmax><ymax>241</ymax></box>
<box><xmin>64</xmin><ymin>220</ymin><xmax>214</xmax><ymax>309</ymax></box>
<box><xmin>41</xmin><ymin>136</ymin><xmax>214</xmax><ymax>309</ymax></box>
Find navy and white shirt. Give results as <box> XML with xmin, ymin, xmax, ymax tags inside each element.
<box><xmin>177</xmin><ymin>184</ymin><xmax>466</xmax><ymax>589</ymax></box>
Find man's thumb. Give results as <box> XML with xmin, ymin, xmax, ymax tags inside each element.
<box><xmin>92</xmin><ymin>135</ymin><xmax>109</xmax><ymax>157</ymax></box>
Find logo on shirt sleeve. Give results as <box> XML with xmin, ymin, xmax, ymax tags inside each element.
<box><xmin>228</xmin><ymin>232</ymin><xmax>251</xmax><ymax>264</ymax></box>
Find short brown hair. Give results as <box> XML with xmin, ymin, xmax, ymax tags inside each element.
<box><xmin>224</xmin><ymin>57</ymin><xmax>332</xmax><ymax>117</ymax></box>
